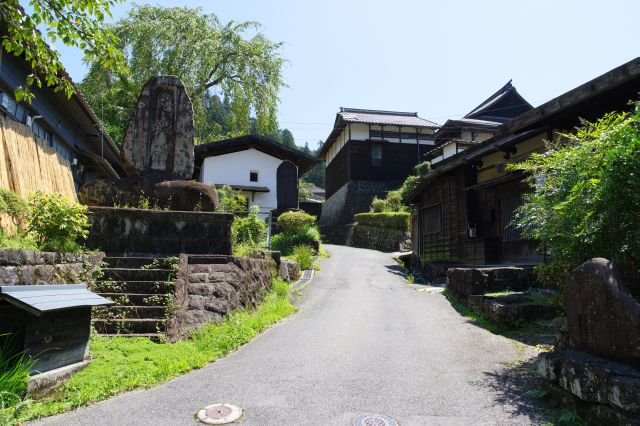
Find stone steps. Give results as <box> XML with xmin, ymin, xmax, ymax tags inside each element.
<box><xmin>93</xmin><ymin>280</ymin><xmax>173</xmax><ymax>294</ymax></box>
<box><xmin>93</xmin><ymin>318</ymin><xmax>166</xmax><ymax>334</ymax></box>
<box><xmin>102</xmin><ymin>268</ymin><xmax>174</xmax><ymax>282</ymax></box>
<box><xmin>92</xmin><ymin>256</ymin><xmax>176</xmax><ymax>339</ymax></box>
<box><xmin>99</xmin><ymin>333</ymin><xmax>165</xmax><ymax>342</ymax></box>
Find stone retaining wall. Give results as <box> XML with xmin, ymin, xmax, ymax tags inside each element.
<box><xmin>167</xmin><ymin>254</ymin><xmax>273</xmax><ymax>340</ymax></box>
<box><xmin>321</xmin><ymin>224</ymin><xmax>410</xmax><ymax>253</ymax></box>
<box><xmin>85</xmin><ymin>207</ymin><xmax>233</xmax><ymax>256</ymax></box>
<box><xmin>446</xmin><ymin>266</ymin><xmax>535</xmax><ymax>302</ymax></box>
<box><xmin>0</xmin><ymin>249</ymin><xmax>103</xmax><ymax>285</ymax></box>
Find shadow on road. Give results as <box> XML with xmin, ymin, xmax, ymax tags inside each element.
<box><xmin>473</xmin><ymin>359</ymin><xmax>552</xmax><ymax>424</ymax></box>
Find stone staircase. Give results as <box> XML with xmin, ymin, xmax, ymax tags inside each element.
<box><xmin>92</xmin><ymin>256</ymin><xmax>177</xmax><ymax>340</ymax></box>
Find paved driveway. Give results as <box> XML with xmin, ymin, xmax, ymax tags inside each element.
<box><xmin>34</xmin><ymin>245</ymin><xmax>547</xmax><ymax>425</ymax></box>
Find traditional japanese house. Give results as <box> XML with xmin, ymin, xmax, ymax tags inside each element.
<box><xmin>0</xmin><ymin>26</ymin><xmax>124</xmax><ymax>202</ymax></box>
<box><xmin>425</xmin><ymin>81</ymin><xmax>532</xmax><ymax>165</ymax></box>
<box><xmin>194</xmin><ymin>135</ymin><xmax>320</xmax><ymax>213</ymax></box>
<box><xmin>406</xmin><ymin>57</ymin><xmax>640</xmax><ymax>268</ymax></box>
<box><xmin>318</xmin><ymin>108</ymin><xmax>439</xmax><ymax>226</ymax></box>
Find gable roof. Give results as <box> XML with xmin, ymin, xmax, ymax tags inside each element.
<box><xmin>318</xmin><ymin>108</ymin><xmax>440</xmax><ymax>157</ymax></box>
<box><xmin>406</xmin><ymin>56</ymin><xmax>640</xmax><ymax>204</ymax></box>
<box><xmin>194</xmin><ymin>135</ymin><xmax>321</xmax><ymax>176</ymax></box>
<box><xmin>465</xmin><ymin>80</ymin><xmax>532</xmax><ymax>122</ymax></box>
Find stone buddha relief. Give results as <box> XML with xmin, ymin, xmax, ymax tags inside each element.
<box><xmin>122</xmin><ymin>76</ymin><xmax>194</xmax><ymax>180</ymax></box>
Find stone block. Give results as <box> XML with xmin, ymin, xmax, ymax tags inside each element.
<box><xmin>188</xmin><ymin>273</ymin><xmax>208</xmax><ymax>284</ymax></box>
<box><xmin>537</xmin><ymin>350</ymin><xmax>640</xmax><ymax>414</ymax></box>
<box><xmin>565</xmin><ymin>258</ymin><xmax>640</xmax><ymax>363</ymax></box>
<box><xmin>187</xmin><ymin>284</ymin><xmax>214</xmax><ymax>296</ymax></box>
<box><xmin>279</xmin><ymin>260</ymin><xmax>300</xmax><ymax>282</ymax></box>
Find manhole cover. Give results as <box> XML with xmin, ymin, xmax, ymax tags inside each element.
<box><xmin>352</xmin><ymin>413</ymin><xmax>398</xmax><ymax>426</ymax></box>
<box><xmin>196</xmin><ymin>403</ymin><xmax>242</xmax><ymax>425</ymax></box>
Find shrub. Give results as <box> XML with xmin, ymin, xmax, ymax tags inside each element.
<box><xmin>276</xmin><ymin>211</ymin><xmax>316</xmax><ymax>234</ymax></box>
<box><xmin>371</xmin><ymin>197</ymin><xmax>386</xmax><ymax>213</ymax></box>
<box><xmin>28</xmin><ymin>192</ymin><xmax>90</xmax><ymax>252</ymax></box>
<box><xmin>271</xmin><ymin>227</ymin><xmax>320</xmax><ymax>256</ymax></box>
<box><xmin>298</xmin><ymin>179</ymin><xmax>314</xmax><ymax>202</ymax></box>
<box><xmin>354</xmin><ymin>212</ymin><xmax>410</xmax><ymax>231</ymax></box>
<box><xmin>0</xmin><ymin>190</ymin><xmax>29</xmax><ymax>231</ymax></box>
<box><xmin>291</xmin><ymin>245</ymin><xmax>314</xmax><ymax>270</ymax></box>
<box><xmin>415</xmin><ymin>160</ymin><xmax>431</xmax><ymax>176</ymax></box>
<box><xmin>232</xmin><ymin>206</ymin><xmax>266</xmax><ymax>248</ymax></box>
<box><xmin>215</xmin><ymin>184</ymin><xmax>248</xmax><ymax>213</ymax></box>
<box><xmin>510</xmin><ymin>103</ymin><xmax>640</xmax><ymax>292</ymax></box>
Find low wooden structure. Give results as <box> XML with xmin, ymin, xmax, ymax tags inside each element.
<box><xmin>0</xmin><ymin>284</ymin><xmax>111</xmax><ymax>376</ymax></box>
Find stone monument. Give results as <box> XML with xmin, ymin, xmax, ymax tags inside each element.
<box><xmin>79</xmin><ymin>76</ymin><xmax>217</xmax><ymax>211</ymax></box>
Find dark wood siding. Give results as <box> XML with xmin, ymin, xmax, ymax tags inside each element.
<box><xmin>349</xmin><ymin>140</ymin><xmax>431</xmax><ymax>182</ymax></box>
<box><xmin>325</xmin><ymin>144</ymin><xmax>349</xmax><ymax>199</ymax></box>
<box><xmin>418</xmin><ymin>169</ymin><xmax>468</xmax><ymax>262</ymax></box>
<box><xmin>471</xmin><ymin>178</ymin><xmax>541</xmax><ymax>263</ymax></box>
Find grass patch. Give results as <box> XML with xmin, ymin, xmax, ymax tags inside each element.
<box><xmin>8</xmin><ymin>278</ymin><xmax>296</xmax><ymax>424</ymax></box>
<box><xmin>443</xmin><ymin>289</ymin><xmax>506</xmax><ymax>334</ymax></box>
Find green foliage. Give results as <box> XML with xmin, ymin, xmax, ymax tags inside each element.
<box><xmin>298</xmin><ymin>180</ymin><xmax>314</xmax><ymax>202</ymax></box>
<box><xmin>354</xmin><ymin>212</ymin><xmax>410</xmax><ymax>231</ymax></box>
<box><xmin>28</xmin><ymin>192</ymin><xmax>89</xmax><ymax>252</ymax></box>
<box><xmin>0</xmin><ymin>0</ymin><xmax>127</xmax><ymax>103</ymax></box>
<box><xmin>0</xmin><ymin>231</ymin><xmax>37</xmax><ymax>251</ymax></box>
<box><xmin>271</xmin><ymin>227</ymin><xmax>320</xmax><ymax>256</ymax></box>
<box><xmin>0</xmin><ymin>334</ymin><xmax>36</xmax><ymax>424</ymax></box>
<box><xmin>0</xmin><ymin>190</ymin><xmax>29</xmax><ymax>230</ymax></box>
<box><xmin>415</xmin><ymin>160</ymin><xmax>431</xmax><ymax>176</ymax></box>
<box><xmin>290</xmin><ymin>245</ymin><xmax>314</xmax><ymax>270</ymax></box>
<box><xmin>509</xmin><ymin>104</ymin><xmax>640</xmax><ymax>291</ymax></box>
<box><xmin>13</xmin><ymin>277</ymin><xmax>295</xmax><ymax>423</ymax></box>
<box><xmin>368</xmin><ymin>175</ymin><xmax>418</xmax><ymax>213</ymax></box>
<box><xmin>277</xmin><ymin>211</ymin><xmax>317</xmax><ymax>234</ymax></box>
<box><xmin>80</xmin><ymin>4</ymin><xmax>285</xmax><ymax>144</ymax></box>
<box><xmin>232</xmin><ymin>206</ymin><xmax>266</xmax><ymax>248</ymax></box>
<box><xmin>215</xmin><ymin>185</ymin><xmax>248</xmax><ymax>213</ymax></box>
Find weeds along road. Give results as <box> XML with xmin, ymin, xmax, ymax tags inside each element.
<box><xmin>33</xmin><ymin>245</ymin><xmax>548</xmax><ymax>425</ymax></box>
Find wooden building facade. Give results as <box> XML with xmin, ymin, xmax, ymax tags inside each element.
<box><xmin>319</xmin><ymin>108</ymin><xmax>439</xmax><ymax>226</ymax></box>
<box><xmin>407</xmin><ymin>57</ymin><xmax>640</xmax><ymax>267</ymax></box>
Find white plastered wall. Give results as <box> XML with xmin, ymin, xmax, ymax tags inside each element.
<box><xmin>200</xmin><ymin>148</ymin><xmax>283</xmax><ymax>210</ymax></box>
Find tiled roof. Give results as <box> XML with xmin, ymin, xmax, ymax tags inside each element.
<box><xmin>338</xmin><ymin>108</ymin><xmax>439</xmax><ymax>128</ymax></box>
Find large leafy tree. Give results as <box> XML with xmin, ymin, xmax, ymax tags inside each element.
<box><xmin>0</xmin><ymin>0</ymin><xmax>126</xmax><ymax>102</ymax></box>
<box><xmin>80</xmin><ymin>5</ymin><xmax>285</xmax><ymax>144</ymax></box>
<box><xmin>511</xmin><ymin>103</ymin><xmax>640</xmax><ymax>295</ymax></box>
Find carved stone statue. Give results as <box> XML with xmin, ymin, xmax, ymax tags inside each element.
<box><xmin>121</xmin><ymin>76</ymin><xmax>194</xmax><ymax>180</ymax></box>
<box><xmin>79</xmin><ymin>76</ymin><xmax>217</xmax><ymax>211</ymax></box>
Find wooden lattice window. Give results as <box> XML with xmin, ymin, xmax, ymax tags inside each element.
<box><xmin>422</xmin><ymin>204</ymin><xmax>441</xmax><ymax>234</ymax></box>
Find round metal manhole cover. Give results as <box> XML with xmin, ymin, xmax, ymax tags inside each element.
<box><xmin>352</xmin><ymin>413</ymin><xmax>398</xmax><ymax>426</ymax></box>
<box><xmin>196</xmin><ymin>403</ymin><xmax>242</xmax><ymax>425</ymax></box>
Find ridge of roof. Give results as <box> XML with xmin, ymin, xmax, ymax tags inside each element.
<box><xmin>340</xmin><ymin>107</ymin><xmax>419</xmax><ymax>117</ymax></box>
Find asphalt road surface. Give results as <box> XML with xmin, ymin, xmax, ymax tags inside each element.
<box><xmin>34</xmin><ymin>245</ymin><xmax>548</xmax><ymax>425</ymax></box>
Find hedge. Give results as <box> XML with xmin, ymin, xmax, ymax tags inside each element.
<box><xmin>354</xmin><ymin>212</ymin><xmax>410</xmax><ymax>231</ymax></box>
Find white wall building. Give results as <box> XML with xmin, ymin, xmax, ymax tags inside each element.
<box><xmin>195</xmin><ymin>135</ymin><xmax>319</xmax><ymax>212</ymax></box>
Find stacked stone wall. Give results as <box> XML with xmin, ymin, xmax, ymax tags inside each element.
<box><xmin>167</xmin><ymin>255</ymin><xmax>273</xmax><ymax>339</ymax></box>
<box><xmin>0</xmin><ymin>249</ymin><xmax>103</xmax><ymax>286</ymax></box>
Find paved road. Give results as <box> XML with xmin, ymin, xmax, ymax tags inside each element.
<box><xmin>35</xmin><ymin>245</ymin><xmax>547</xmax><ymax>425</ymax></box>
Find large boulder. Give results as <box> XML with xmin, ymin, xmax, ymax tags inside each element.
<box><xmin>121</xmin><ymin>76</ymin><xmax>195</xmax><ymax>180</ymax></box>
<box><xmin>565</xmin><ymin>258</ymin><xmax>640</xmax><ymax>364</ymax></box>
<box><xmin>78</xmin><ymin>177</ymin><xmax>217</xmax><ymax>211</ymax></box>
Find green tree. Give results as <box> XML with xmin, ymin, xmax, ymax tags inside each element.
<box><xmin>280</xmin><ymin>129</ymin><xmax>296</xmax><ymax>148</ymax></box>
<box><xmin>80</xmin><ymin>5</ymin><xmax>285</xmax><ymax>144</ymax></box>
<box><xmin>510</xmin><ymin>103</ymin><xmax>640</xmax><ymax>294</ymax></box>
<box><xmin>0</xmin><ymin>0</ymin><xmax>126</xmax><ymax>103</ymax></box>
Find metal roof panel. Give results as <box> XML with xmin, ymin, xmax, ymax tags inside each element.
<box><xmin>0</xmin><ymin>284</ymin><xmax>112</xmax><ymax>316</ymax></box>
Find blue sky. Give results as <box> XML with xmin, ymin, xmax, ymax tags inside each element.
<box><xmin>55</xmin><ymin>0</ymin><xmax>639</xmax><ymax>150</ymax></box>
